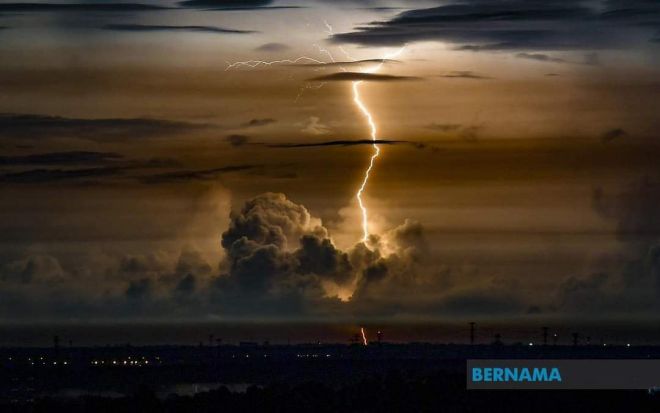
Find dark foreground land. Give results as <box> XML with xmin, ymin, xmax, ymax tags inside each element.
<box><xmin>2</xmin><ymin>343</ymin><xmax>660</xmax><ymax>412</ymax></box>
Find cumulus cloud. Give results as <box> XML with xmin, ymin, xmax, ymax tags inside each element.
<box><xmin>350</xmin><ymin>220</ymin><xmax>430</xmax><ymax>300</ymax></box>
<box><xmin>215</xmin><ymin>193</ymin><xmax>441</xmax><ymax>316</ymax></box>
<box><xmin>221</xmin><ymin>193</ymin><xmax>325</xmax><ymax>251</ymax></box>
<box><xmin>0</xmin><ymin>192</ymin><xmax>534</xmax><ymax>319</ymax></box>
<box><xmin>296</xmin><ymin>235</ymin><xmax>353</xmax><ymax>285</ymax></box>
<box><xmin>0</xmin><ymin>246</ymin><xmax>217</xmax><ymax>320</ymax></box>
<box><xmin>0</xmin><ymin>191</ymin><xmax>527</xmax><ymax>319</ymax></box>
<box><xmin>1</xmin><ymin>255</ymin><xmax>66</xmax><ymax>285</ymax></box>
<box><xmin>203</xmin><ymin>192</ymin><xmax>660</xmax><ymax>318</ymax></box>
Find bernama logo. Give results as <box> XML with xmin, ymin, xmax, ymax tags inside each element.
<box><xmin>472</xmin><ymin>367</ymin><xmax>562</xmax><ymax>382</ymax></box>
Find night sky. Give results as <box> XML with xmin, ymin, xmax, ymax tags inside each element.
<box><xmin>0</xmin><ymin>0</ymin><xmax>659</xmax><ymax>322</ymax></box>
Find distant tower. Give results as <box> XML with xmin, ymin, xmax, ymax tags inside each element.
<box><xmin>552</xmin><ymin>333</ymin><xmax>558</xmax><ymax>346</ymax></box>
<box><xmin>542</xmin><ymin>327</ymin><xmax>548</xmax><ymax>346</ymax></box>
<box><xmin>208</xmin><ymin>334</ymin><xmax>214</xmax><ymax>347</ymax></box>
<box><xmin>572</xmin><ymin>332</ymin><xmax>579</xmax><ymax>347</ymax></box>
<box><xmin>377</xmin><ymin>330</ymin><xmax>383</xmax><ymax>343</ymax></box>
<box><xmin>469</xmin><ymin>322</ymin><xmax>476</xmax><ymax>345</ymax></box>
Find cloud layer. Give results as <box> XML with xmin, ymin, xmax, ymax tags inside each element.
<box><xmin>0</xmin><ymin>192</ymin><xmax>452</xmax><ymax>320</ymax></box>
<box><xmin>2</xmin><ymin>185</ymin><xmax>660</xmax><ymax>320</ymax></box>
<box><xmin>0</xmin><ymin>114</ymin><xmax>206</xmax><ymax>141</ymax></box>
<box><xmin>331</xmin><ymin>0</ymin><xmax>660</xmax><ymax>51</ymax></box>
<box><xmin>309</xmin><ymin>72</ymin><xmax>420</xmax><ymax>82</ymax></box>
<box><xmin>103</xmin><ymin>24</ymin><xmax>256</xmax><ymax>35</ymax></box>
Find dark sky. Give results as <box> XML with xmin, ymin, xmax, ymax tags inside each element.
<box><xmin>0</xmin><ymin>0</ymin><xmax>659</xmax><ymax>322</ymax></box>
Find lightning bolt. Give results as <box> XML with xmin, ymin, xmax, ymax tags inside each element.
<box><xmin>225</xmin><ymin>23</ymin><xmax>405</xmax><ymax>244</ymax></box>
<box><xmin>224</xmin><ymin>56</ymin><xmax>327</xmax><ymax>71</ymax></box>
<box><xmin>316</xmin><ymin>22</ymin><xmax>406</xmax><ymax>243</ymax></box>
<box><xmin>226</xmin><ymin>54</ymin><xmax>331</xmax><ymax>102</ymax></box>
<box><xmin>353</xmin><ymin>47</ymin><xmax>406</xmax><ymax>243</ymax></box>
<box><xmin>360</xmin><ymin>327</ymin><xmax>368</xmax><ymax>346</ymax></box>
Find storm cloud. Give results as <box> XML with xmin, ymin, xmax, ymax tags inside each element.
<box><xmin>214</xmin><ymin>193</ymin><xmax>451</xmax><ymax>316</ymax></box>
<box><xmin>331</xmin><ymin>0</ymin><xmax>660</xmax><ymax>51</ymax></box>
<box><xmin>0</xmin><ymin>191</ymin><xmax>552</xmax><ymax>319</ymax></box>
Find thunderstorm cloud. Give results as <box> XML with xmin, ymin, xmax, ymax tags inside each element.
<box><xmin>330</xmin><ymin>0</ymin><xmax>660</xmax><ymax>50</ymax></box>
